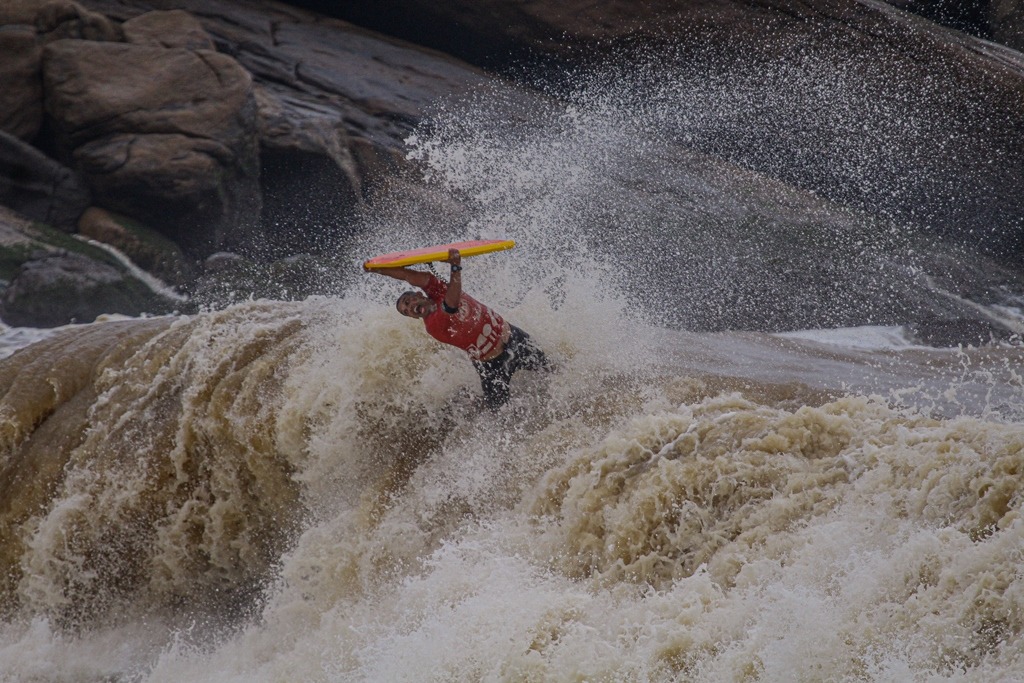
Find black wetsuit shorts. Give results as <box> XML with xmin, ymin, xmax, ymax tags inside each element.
<box><xmin>471</xmin><ymin>325</ymin><xmax>549</xmax><ymax>410</ymax></box>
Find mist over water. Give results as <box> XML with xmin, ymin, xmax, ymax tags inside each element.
<box><xmin>394</xmin><ymin>45</ymin><xmax>1021</xmax><ymax>336</ymax></box>
<box><xmin>1</xmin><ymin>44</ymin><xmax>1024</xmax><ymax>683</ymax></box>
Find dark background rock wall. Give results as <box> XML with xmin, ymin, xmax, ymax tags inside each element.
<box><xmin>0</xmin><ymin>0</ymin><xmax>1022</xmax><ymax>344</ymax></box>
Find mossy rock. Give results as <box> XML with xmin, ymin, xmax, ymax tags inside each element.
<box><xmin>0</xmin><ymin>243</ymin><xmax>36</xmax><ymax>283</ymax></box>
<box><xmin>0</xmin><ymin>214</ymin><xmax>119</xmax><ymax>278</ymax></box>
<box><xmin>0</xmin><ymin>250</ymin><xmax>178</xmax><ymax>327</ymax></box>
<box><xmin>77</xmin><ymin>207</ymin><xmax>195</xmax><ymax>289</ymax></box>
<box><xmin>0</xmin><ymin>211</ymin><xmax>181</xmax><ymax>327</ymax></box>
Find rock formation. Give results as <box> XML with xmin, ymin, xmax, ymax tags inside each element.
<box><xmin>0</xmin><ymin>0</ymin><xmax>1021</xmax><ymax>344</ymax></box>
<box><xmin>0</xmin><ymin>205</ymin><xmax>177</xmax><ymax>325</ymax></box>
<box><xmin>0</xmin><ymin>0</ymin><xmax>498</xmax><ymax>325</ymax></box>
<box><xmin>0</xmin><ymin>130</ymin><xmax>90</xmax><ymax>231</ymax></box>
<box><xmin>43</xmin><ymin>38</ymin><xmax>262</xmax><ymax>255</ymax></box>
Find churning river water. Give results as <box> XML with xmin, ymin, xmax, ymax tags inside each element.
<box><xmin>2</xmin><ymin>44</ymin><xmax>1024</xmax><ymax>683</ymax></box>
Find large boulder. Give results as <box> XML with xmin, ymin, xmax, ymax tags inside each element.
<box><xmin>0</xmin><ymin>0</ymin><xmax>121</xmax><ymax>141</ymax></box>
<box><xmin>0</xmin><ymin>25</ymin><xmax>43</xmax><ymax>141</ymax></box>
<box><xmin>41</xmin><ymin>38</ymin><xmax>261</xmax><ymax>257</ymax></box>
<box><xmin>77</xmin><ymin>0</ymin><xmax>504</xmax><ymax>257</ymax></box>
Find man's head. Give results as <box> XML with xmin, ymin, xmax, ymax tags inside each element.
<box><xmin>396</xmin><ymin>291</ymin><xmax>435</xmax><ymax>318</ymax></box>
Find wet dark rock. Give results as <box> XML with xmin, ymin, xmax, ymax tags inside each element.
<box><xmin>883</xmin><ymin>0</ymin><xmax>993</xmax><ymax>37</ymax></box>
<box><xmin>0</xmin><ymin>130</ymin><xmax>90</xmax><ymax>231</ymax></box>
<box><xmin>992</xmin><ymin>0</ymin><xmax>1024</xmax><ymax>52</ymax></box>
<box><xmin>0</xmin><ymin>25</ymin><xmax>43</xmax><ymax>141</ymax></box>
<box><xmin>258</xmin><ymin>146</ymin><xmax>360</xmax><ymax>259</ymax></box>
<box><xmin>564</xmin><ymin>136</ymin><xmax>1024</xmax><ymax>345</ymax></box>
<box><xmin>0</xmin><ymin>204</ymin><xmax>180</xmax><ymax>327</ymax></box>
<box><xmin>0</xmin><ymin>206</ymin><xmax>50</xmax><ymax>284</ymax></box>
<box><xmin>884</xmin><ymin>0</ymin><xmax>1024</xmax><ymax>55</ymax></box>
<box><xmin>905</xmin><ymin>248</ymin><xmax>1024</xmax><ymax>345</ymax></box>
<box><xmin>908</xmin><ymin>315</ymin><xmax>1014</xmax><ymax>347</ymax></box>
<box><xmin>0</xmin><ymin>250</ymin><xmax>176</xmax><ymax>327</ymax></box>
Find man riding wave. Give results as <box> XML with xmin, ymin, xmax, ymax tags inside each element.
<box><xmin>367</xmin><ymin>248</ymin><xmax>550</xmax><ymax>410</ymax></box>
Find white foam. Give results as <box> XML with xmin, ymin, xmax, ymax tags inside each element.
<box><xmin>0</xmin><ymin>324</ymin><xmax>56</xmax><ymax>359</ymax></box>
<box><xmin>774</xmin><ymin>325</ymin><xmax>924</xmax><ymax>351</ymax></box>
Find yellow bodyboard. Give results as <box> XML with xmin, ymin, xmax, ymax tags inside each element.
<box><xmin>363</xmin><ymin>239</ymin><xmax>515</xmax><ymax>269</ymax></box>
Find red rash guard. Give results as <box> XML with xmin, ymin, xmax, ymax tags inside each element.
<box><xmin>422</xmin><ymin>275</ymin><xmax>509</xmax><ymax>360</ymax></box>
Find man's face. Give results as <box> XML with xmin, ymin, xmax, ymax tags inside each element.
<box><xmin>397</xmin><ymin>292</ymin><xmax>435</xmax><ymax>318</ymax></box>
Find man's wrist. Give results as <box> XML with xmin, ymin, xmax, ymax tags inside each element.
<box><xmin>450</xmin><ymin>264</ymin><xmax>462</xmax><ymax>272</ymax></box>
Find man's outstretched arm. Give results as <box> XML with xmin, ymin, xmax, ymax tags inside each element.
<box><xmin>366</xmin><ymin>265</ymin><xmax>432</xmax><ymax>289</ymax></box>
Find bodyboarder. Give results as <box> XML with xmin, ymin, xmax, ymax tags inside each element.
<box><xmin>366</xmin><ymin>248</ymin><xmax>550</xmax><ymax>410</ymax></box>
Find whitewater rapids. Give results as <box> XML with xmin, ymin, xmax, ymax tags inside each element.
<box><xmin>0</xmin><ymin>284</ymin><xmax>1021</xmax><ymax>681</ymax></box>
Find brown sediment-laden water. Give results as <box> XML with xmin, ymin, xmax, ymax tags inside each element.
<box><xmin>0</xmin><ymin>287</ymin><xmax>1020</xmax><ymax>681</ymax></box>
